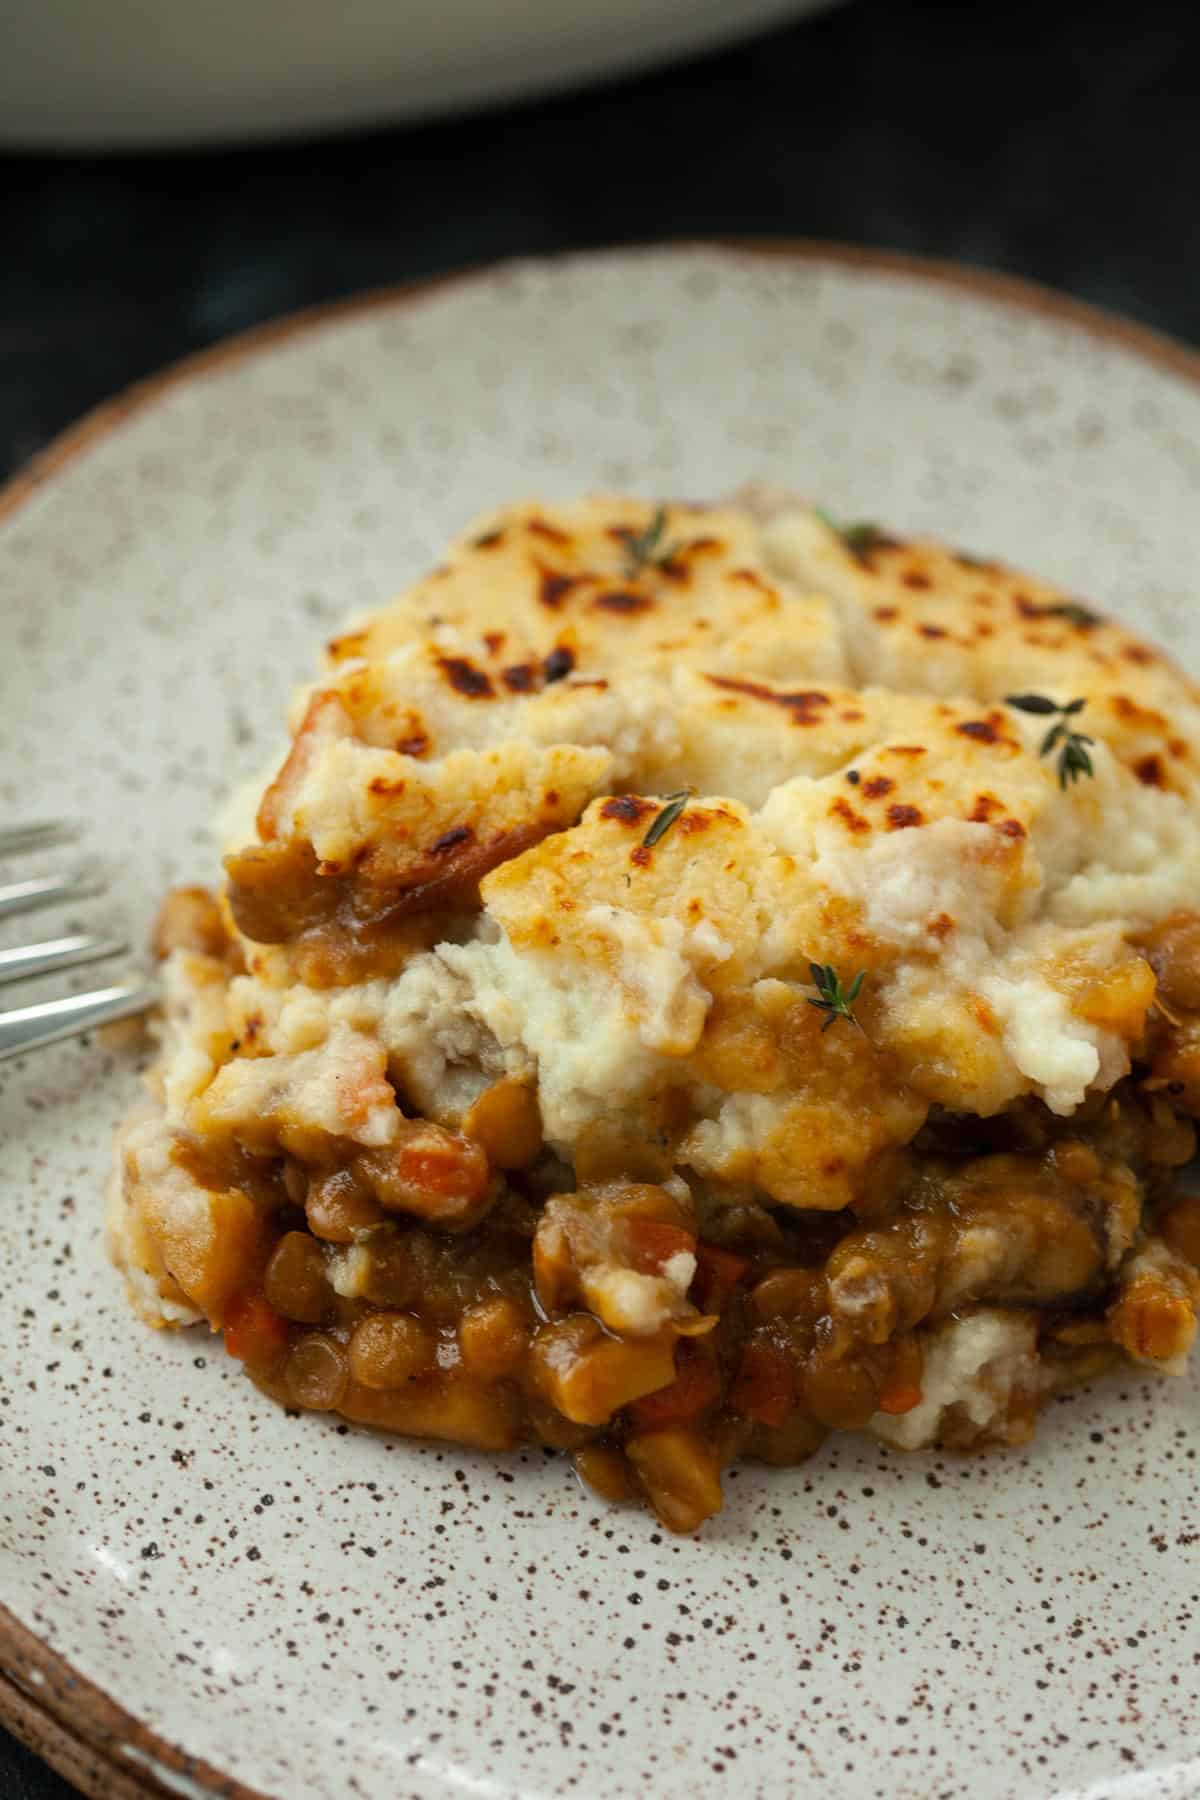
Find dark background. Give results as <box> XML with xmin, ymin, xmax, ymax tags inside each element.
<box><xmin>1</xmin><ymin>0</ymin><xmax>1196</xmax><ymax>1790</ymax></box>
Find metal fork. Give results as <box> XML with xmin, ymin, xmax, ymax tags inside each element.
<box><xmin>0</xmin><ymin>821</ymin><xmax>159</xmax><ymax>1061</ymax></box>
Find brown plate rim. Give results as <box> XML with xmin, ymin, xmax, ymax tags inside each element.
<box><xmin>1</xmin><ymin>236</ymin><xmax>1198</xmax><ymax>1800</ymax></box>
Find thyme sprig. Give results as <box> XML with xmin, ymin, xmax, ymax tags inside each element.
<box><xmin>1005</xmin><ymin>693</ymin><xmax>1095</xmax><ymax>789</ymax></box>
<box><xmin>622</xmin><ymin>506</ymin><xmax>676</xmax><ymax>578</ymax></box>
<box><xmin>807</xmin><ymin>961</ymin><xmax>866</xmax><ymax>1032</ymax></box>
<box><xmin>641</xmin><ymin>789</ymin><xmax>692</xmax><ymax>848</ymax></box>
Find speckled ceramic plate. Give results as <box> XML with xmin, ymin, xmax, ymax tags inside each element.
<box><xmin>3</xmin><ymin>244</ymin><xmax>1200</xmax><ymax>1800</ymax></box>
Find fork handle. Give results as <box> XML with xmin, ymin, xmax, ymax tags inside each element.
<box><xmin>0</xmin><ymin>982</ymin><xmax>159</xmax><ymax>1061</ymax></box>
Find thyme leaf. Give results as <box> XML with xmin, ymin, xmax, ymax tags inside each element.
<box><xmin>641</xmin><ymin>789</ymin><xmax>691</xmax><ymax>849</ymax></box>
<box><xmin>1036</xmin><ymin>601</ymin><xmax>1101</xmax><ymax>628</ymax></box>
<box><xmin>622</xmin><ymin>507</ymin><xmax>670</xmax><ymax>578</ymax></box>
<box><xmin>1005</xmin><ymin>692</ymin><xmax>1059</xmax><ymax>716</ymax></box>
<box><xmin>814</xmin><ymin>507</ymin><xmax>898</xmax><ymax>563</ymax></box>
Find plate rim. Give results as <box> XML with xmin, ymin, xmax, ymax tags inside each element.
<box><xmin>2</xmin><ymin>235</ymin><xmax>1198</xmax><ymax>1800</ymax></box>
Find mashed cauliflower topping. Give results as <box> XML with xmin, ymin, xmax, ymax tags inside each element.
<box><xmin>225</xmin><ymin>499</ymin><xmax>1197</xmax><ymax>1156</ymax></box>
<box><xmin>107</xmin><ymin>495</ymin><xmax>1200</xmax><ymax>1517</ymax></box>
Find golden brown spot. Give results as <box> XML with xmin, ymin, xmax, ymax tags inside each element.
<box><xmin>1111</xmin><ymin>695</ymin><xmax>1167</xmax><ymax>728</ymax></box>
<box><xmin>874</xmin><ymin>606</ymin><xmax>899</xmax><ymax>623</ymax></box>
<box><xmin>630</xmin><ymin>845</ymin><xmax>652</xmax><ymax>868</ymax></box>
<box><xmin>820</xmin><ymin>1158</ymin><xmax>846</xmax><ymax>1177</ymax></box>
<box><xmin>861</xmin><ymin>776</ymin><xmax>895</xmax><ymax>799</ymax></box>
<box><xmin>539</xmin><ymin>569</ymin><xmax>582</xmax><ymax>610</ymax></box>
<box><xmin>395</xmin><ymin>732</ymin><xmax>430</xmax><ymax>758</ymax></box>
<box><xmin>885</xmin><ymin>745</ymin><xmax>927</xmax><ymax>759</ymax></box>
<box><xmin>327</xmin><ymin>629</ymin><xmax>367</xmax><ymax>660</ymax></box>
<box><xmin>975</xmin><ymin>622</ymin><xmax>995</xmax><ymax>638</ymax></box>
<box><xmin>527</xmin><ymin>518</ymin><xmax>570</xmax><ymax>545</ymax></box>
<box><xmin>918</xmin><ymin>623</ymin><xmax>948</xmax><ymax>640</ymax></box>
<box><xmin>706</xmin><ymin>674</ymin><xmax>832</xmax><ymax>726</ymax></box>
<box><xmin>243</xmin><ymin>1012</ymin><xmax>263</xmax><ymax>1045</ymax></box>
<box><xmin>437</xmin><ymin>655</ymin><xmax>494</xmax><ymax>699</ymax></box>
<box><xmin>830</xmin><ymin>797</ymin><xmax>870</xmax><ymax>835</ymax></box>
<box><xmin>928</xmin><ymin>913</ymin><xmax>955</xmax><ymax>941</ymax></box>
<box><xmin>472</xmin><ymin>528</ymin><xmax>505</xmax><ymax>550</ymax></box>
<box><xmin>731</xmin><ymin>567</ymin><xmax>772</xmax><ymax>591</ymax></box>
<box><xmin>1124</xmin><ymin>644</ymin><xmax>1155</xmax><ymax>665</ymax></box>
<box><xmin>840</xmin><ymin>709</ymin><xmax>866</xmax><ymax>723</ymax></box>
<box><xmin>678</xmin><ymin>810</ymin><xmax>714</xmax><ymax>836</ymax></box>
<box><xmin>886</xmin><ymin>804</ymin><xmax>923</xmax><ymax>830</ymax></box>
<box><xmin>593</xmin><ymin>590</ymin><xmax>653</xmax><ymax>615</ymax></box>
<box><xmin>483</xmin><ymin>631</ymin><xmax>505</xmax><ymax>655</ymax></box>
<box><xmin>956</xmin><ymin>717</ymin><xmax>1003</xmax><ymax>744</ymax></box>
<box><xmin>600</xmin><ymin>795</ymin><xmax>656</xmax><ymax>827</ymax></box>
<box><xmin>969</xmin><ymin>794</ymin><xmax>1000</xmax><ymax>823</ymax></box>
<box><xmin>658</xmin><ymin>536</ymin><xmax>723</xmax><ymax>583</ymax></box>
<box><xmin>902</xmin><ymin>570</ymin><xmax>933</xmax><ymax>590</ymax></box>
<box><xmin>998</xmin><ymin>818</ymin><xmax>1027</xmax><ymax>839</ymax></box>
<box><xmin>502</xmin><ymin>664</ymin><xmax>537</xmax><ymax>693</ymax></box>
<box><xmin>1169</xmin><ymin>737</ymin><xmax>1190</xmax><ymax>760</ymax></box>
<box><xmin>367</xmin><ymin>776</ymin><xmax>407</xmax><ymax>797</ymax></box>
<box><xmin>543</xmin><ymin>646</ymin><xmax>576</xmax><ymax>683</ymax></box>
<box><xmin>1134</xmin><ymin>754</ymin><xmax>1167</xmax><ymax>789</ymax></box>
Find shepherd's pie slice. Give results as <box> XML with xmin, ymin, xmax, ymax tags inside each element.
<box><xmin>108</xmin><ymin>496</ymin><xmax>1200</xmax><ymax>1531</ymax></box>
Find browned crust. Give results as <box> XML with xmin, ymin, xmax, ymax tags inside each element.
<box><xmin>2</xmin><ymin>237</ymin><xmax>1199</xmax><ymax>1798</ymax></box>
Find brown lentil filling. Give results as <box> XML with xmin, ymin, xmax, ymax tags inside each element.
<box><xmin>156</xmin><ymin>890</ymin><xmax>1200</xmax><ymax>1533</ymax></box>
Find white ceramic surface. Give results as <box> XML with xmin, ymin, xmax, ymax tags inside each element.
<box><xmin>0</xmin><ymin>0</ymin><xmax>834</xmax><ymax>149</ymax></box>
<box><xmin>2</xmin><ymin>245</ymin><xmax>1200</xmax><ymax>1800</ymax></box>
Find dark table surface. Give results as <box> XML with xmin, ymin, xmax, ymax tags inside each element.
<box><xmin>2</xmin><ymin>0</ymin><xmax>1197</xmax><ymax>1790</ymax></box>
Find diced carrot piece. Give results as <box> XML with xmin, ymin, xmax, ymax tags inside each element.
<box><xmin>224</xmin><ymin>1291</ymin><xmax>290</xmax><ymax>1369</ymax></box>
<box><xmin>624</xmin><ymin>1219</ymin><xmax>696</xmax><ymax>1276</ymax></box>
<box><xmin>691</xmin><ymin>1244</ymin><xmax>750</xmax><ymax>1311</ymax></box>
<box><xmin>358</xmin><ymin>1122</ymin><xmax>490</xmax><ymax>1228</ymax></box>
<box><xmin>627</xmin><ymin>1342</ymin><xmax>721</xmax><ymax>1429</ymax></box>
<box><xmin>729</xmin><ymin>1339</ymin><xmax>794</xmax><ymax>1426</ymax></box>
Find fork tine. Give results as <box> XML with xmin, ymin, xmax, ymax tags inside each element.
<box><xmin>0</xmin><ymin>981</ymin><xmax>159</xmax><ymax>1061</ymax></box>
<box><xmin>0</xmin><ymin>872</ymin><xmax>103</xmax><ymax>921</ymax></box>
<box><xmin>0</xmin><ymin>933</ymin><xmax>128</xmax><ymax>987</ymax></box>
<box><xmin>0</xmin><ymin>821</ymin><xmax>78</xmax><ymax>857</ymax></box>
